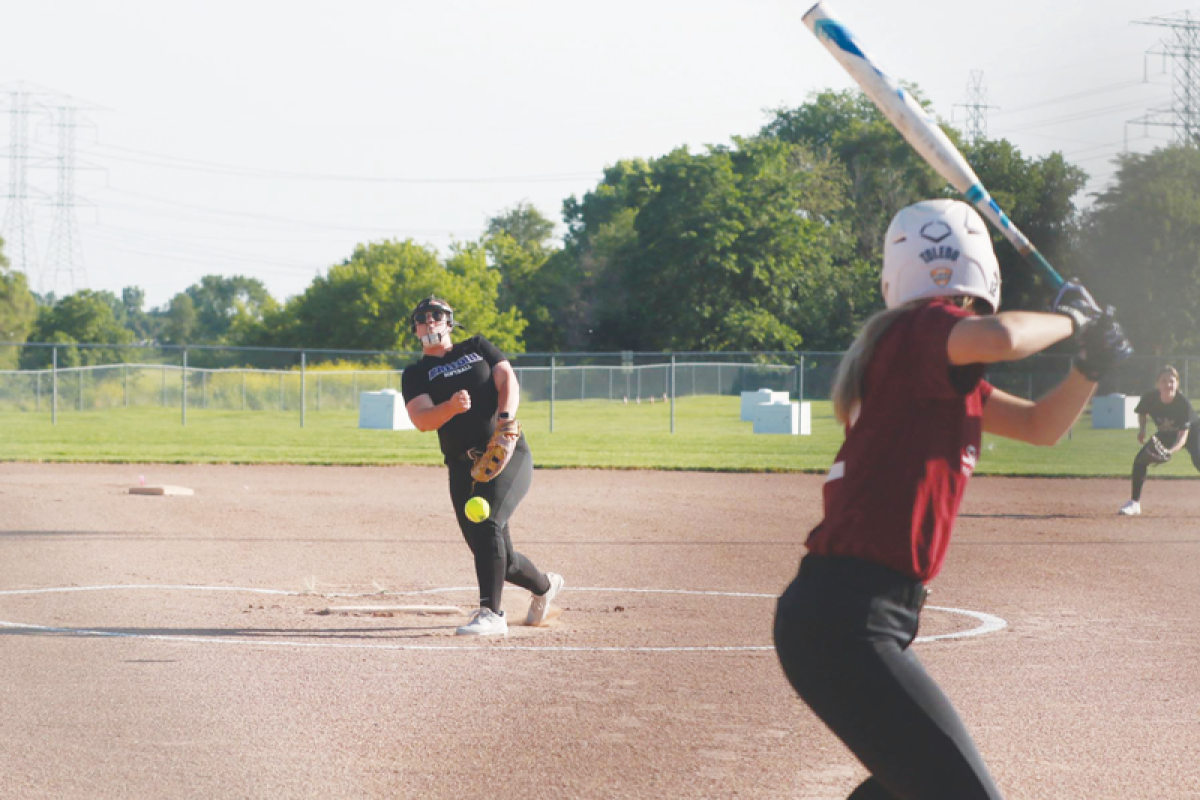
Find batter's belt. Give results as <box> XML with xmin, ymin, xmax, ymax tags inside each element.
<box><xmin>799</xmin><ymin>554</ymin><xmax>930</xmax><ymax>613</ymax></box>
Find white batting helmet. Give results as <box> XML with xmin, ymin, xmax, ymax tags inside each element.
<box><xmin>881</xmin><ymin>198</ymin><xmax>1000</xmax><ymax>312</ymax></box>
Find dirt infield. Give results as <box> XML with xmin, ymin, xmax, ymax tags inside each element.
<box><xmin>2</xmin><ymin>462</ymin><xmax>1198</xmax><ymax>799</ymax></box>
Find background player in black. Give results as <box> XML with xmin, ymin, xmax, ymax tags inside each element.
<box><xmin>400</xmin><ymin>296</ymin><xmax>563</xmax><ymax>636</ymax></box>
<box><xmin>1118</xmin><ymin>365</ymin><xmax>1200</xmax><ymax>516</ymax></box>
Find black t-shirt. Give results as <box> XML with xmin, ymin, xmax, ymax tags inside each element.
<box><xmin>1134</xmin><ymin>390</ymin><xmax>1199</xmax><ymax>447</ymax></box>
<box><xmin>401</xmin><ymin>336</ymin><xmax>506</xmax><ymax>461</ymax></box>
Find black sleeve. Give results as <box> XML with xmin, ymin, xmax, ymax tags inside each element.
<box><xmin>1181</xmin><ymin>394</ymin><xmax>1199</xmax><ymax>429</ymax></box>
<box><xmin>476</xmin><ymin>336</ymin><xmax>507</xmax><ymax>368</ymax></box>
<box><xmin>1133</xmin><ymin>391</ymin><xmax>1155</xmax><ymax>417</ymax></box>
<box><xmin>401</xmin><ymin>364</ymin><xmax>427</xmax><ymax>405</ymax></box>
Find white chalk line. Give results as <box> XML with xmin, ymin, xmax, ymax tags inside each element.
<box><xmin>0</xmin><ymin>584</ymin><xmax>1006</xmax><ymax>651</ymax></box>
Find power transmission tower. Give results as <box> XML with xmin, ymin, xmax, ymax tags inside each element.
<box><xmin>43</xmin><ymin>104</ymin><xmax>90</xmax><ymax>295</ymax></box>
<box><xmin>1</xmin><ymin>89</ymin><xmax>43</xmax><ymax>287</ymax></box>
<box><xmin>955</xmin><ymin>70</ymin><xmax>997</xmax><ymax>142</ymax></box>
<box><xmin>1128</xmin><ymin>10</ymin><xmax>1200</xmax><ymax>146</ymax></box>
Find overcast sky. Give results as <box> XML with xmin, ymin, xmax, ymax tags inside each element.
<box><xmin>1</xmin><ymin>0</ymin><xmax>1194</xmax><ymax>308</ymax></box>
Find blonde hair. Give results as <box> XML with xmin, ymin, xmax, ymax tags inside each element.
<box><xmin>831</xmin><ymin>296</ymin><xmax>980</xmax><ymax>426</ymax></box>
<box><xmin>1158</xmin><ymin>365</ymin><xmax>1180</xmax><ymax>382</ymax></box>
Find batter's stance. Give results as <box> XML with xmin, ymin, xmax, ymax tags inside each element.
<box><xmin>401</xmin><ymin>296</ymin><xmax>564</xmax><ymax>636</ymax></box>
<box><xmin>1118</xmin><ymin>365</ymin><xmax>1200</xmax><ymax>516</ymax></box>
<box><xmin>773</xmin><ymin>199</ymin><xmax>1131</xmax><ymax>799</ymax></box>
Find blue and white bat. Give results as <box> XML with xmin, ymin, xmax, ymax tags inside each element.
<box><xmin>802</xmin><ymin>0</ymin><xmax>1065</xmax><ymax>290</ymax></box>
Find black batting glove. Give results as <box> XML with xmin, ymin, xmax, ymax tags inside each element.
<box><xmin>1051</xmin><ymin>280</ymin><xmax>1104</xmax><ymax>335</ymax></box>
<box><xmin>1073</xmin><ymin>306</ymin><xmax>1134</xmax><ymax>382</ymax></box>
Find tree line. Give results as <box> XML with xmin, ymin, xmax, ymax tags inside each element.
<box><xmin>2</xmin><ymin>88</ymin><xmax>1199</xmax><ymax>370</ymax></box>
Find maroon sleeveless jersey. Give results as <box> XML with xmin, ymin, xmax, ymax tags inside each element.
<box><xmin>805</xmin><ymin>299</ymin><xmax>994</xmax><ymax>582</ymax></box>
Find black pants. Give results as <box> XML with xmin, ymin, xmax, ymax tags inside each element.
<box><xmin>449</xmin><ymin>434</ymin><xmax>549</xmax><ymax>612</ymax></box>
<box><xmin>773</xmin><ymin>555</ymin><xmax>1003</xmax><ymax>800</ymax></box>
<box><xmin>1131</xmin><ymin>431</ymin><xmax>1200</xmax><ymax>501</ymax></box>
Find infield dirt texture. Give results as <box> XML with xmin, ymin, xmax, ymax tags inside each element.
<box><xmin>2</xmin><ymin>463</ymin><xmax>1198</xmax><ymax>799</ymax></box>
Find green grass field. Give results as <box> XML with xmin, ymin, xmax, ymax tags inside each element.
<box><xmin>3</xmin><ymin>395</ymin><xmax>1197</xmax><ymax>479</ymax></box>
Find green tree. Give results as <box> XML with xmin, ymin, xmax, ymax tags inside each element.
<box><xmin>484</xmin><ymin>203</ymin><xmax>563</xmax><ymax>351</ymax></box>
<box><xmin>0</xmin><ymin>243</ymin><xmax>39</xmax><ymax>368</ymax></box>
<box><xmin>964</xmin><ymin>140</ymin><xmax>1088</xmax><ymax>312</ymax></box>
<box><xmin>441</xmin><ymin>243</ymin><xmax>527</xmax><ymax>353</ymax></box>
<box><xmin>120</xmin><ymin>286</ymin><xmax>162</xmax><ymax>342</ymax></box>
<box><xmin>253</xmin><ymin>239</ymin><xmax>525</xmax><ymax>353</ymax></box>
<box><xmin>551</xmin><ymin>160</ymin><xmax>658</xmax><ymax>350</ymax></box>
<box><xmin>549</xmin><ymin>139</ymin><xmax>857</xmax><ymax>352</ymax></box>
<box><xmin>162</xmin><ymin>293</ymin><xmax>198</xmax><ymax>345</ymax></box>
<box><xmin>1070</xmin><ymin>145</ymin><xmax>1200</xmax><ymax>355</ymax></box>
<box><xmin>486</xmin><ymin>201</ymin><xmax>555</xmax><ymax>252</ymax></box>
<box><xmin>175</xmin><ymin>275</ymin><xmax>278</xmax><ymax>344</ymax></box>
<box><xmin>19</xmin><ymin>289</ymin><xmax>136</xmax><ymax>368</ymax></box>
<box><xmin>625</xmin><ymin>138</ymin><xmax>856</xmax><ymax>351</ymax></box>
<box><xmin>763</xmin><ymin>89</ymin><xmax>947</xmax><ymax>264</ymax></box>
<box><xmin>0</xmin><ymin>272</ymin><xmax>37</xmax><ymax>341</ymax></box>
<box><xmin>763</xmin><ymin>89</ymin><xmax>1088</xmax><ymax>315</ymax></box>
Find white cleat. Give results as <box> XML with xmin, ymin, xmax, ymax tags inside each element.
<box><xmin>525</xmin><ymin>572</ymin><xmax>564</xmax><ymax>626</ymax></box>
<box><xmin>1118</xmin><ymin>500</ymin><xmax>1141</xmax><ymax>516</ymax></box>
<box><xmin>455</xmin><ymin>607</ymin><xmax>508</xmax><ymax>636</ymax></box>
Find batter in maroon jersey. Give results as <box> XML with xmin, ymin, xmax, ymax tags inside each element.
<box><xmin>774</xmin><ymin>199</ymin><xmax>1132</xmax><ymax>800</ymax></box>
<box><xmin>805</xmin><ymin>298</ymin><xmax>993</xmax><ymax>583</ymax></box>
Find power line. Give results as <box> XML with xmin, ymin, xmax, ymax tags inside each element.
<box><xmin>91</xmin><ymin>142</ymin><xmax>601</xmax><ymax>185</ymax></box>
<box><xmin>996</xmin><ymin>94</ymin><xmax>1171</xmax><ymax>134</ymax></box>
<box><xmin>989</xmin><ymin>79</ymin><xmax>1152</xmax><ymax>119</ymax></box>
<box><xmin>43</xmin><ymin>104</ymin><xmax>91</xmax><ymax>295</ymax></box>
<box><xmin>1128</xmin><ymin>10</ymin><xmax>1200</xmax><ymax>146</ymax></box>
<box><xmin>0</xmin><ymin>90</ymin><xmax>42</xmax><ymax>286</ymax></box>
<box><xmin>97</xmin><ymin>186</ymin><xmax>469</xmax><ymax>235</ymax></box>
<box><xmin>955</xmin><ymin>70</ymin><xmax>997</xmax><ymax>142</ymax></box>
<box><xmin>87</xmin><ymin>226</ymin><xmax>326</xmax><ymax>275</ymax></box>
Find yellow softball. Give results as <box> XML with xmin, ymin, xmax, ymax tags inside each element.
<box><xmin>465</xmin><ymin>496</ymin><xmax>490</xmax><ymax>523</ymax></box>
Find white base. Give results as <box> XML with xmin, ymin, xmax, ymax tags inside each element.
<box><xmin>129</xmin><ymin>485</ymin><xmax>194</xmax><ymax>496</ymax></box>
<box><xmin>741</xmin><ymin>389</ymin><xmax>789</xmax><ymax>421</ymax></box>
<box><xmin>753</xmin><ymin>401</ymin><xmax>811</xmax><ymax>435</ymax></box>
<box><xmin>1092</xmin><ymin>394</ymin><xmax>1139</xmax><ymax>429</ymax></box>
<box><xmin>359</xmin><ymin>390</ymin><xmax>416</xmax><ymax>430</ymax></box>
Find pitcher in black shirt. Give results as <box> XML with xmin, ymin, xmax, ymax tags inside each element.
<box><xmin>1119</xmin><ymin>365</ymin><xmax>1200</xmax><ymax>516</ymax></box>
<box><xmin>400</xmin><ymin>296</ymin><xmax>563</xmax><ymax>636</ymax></box>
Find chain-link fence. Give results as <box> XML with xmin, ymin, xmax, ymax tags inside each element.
<box><xmin>1</xmin><ymin>342</ymin><xmax>1196</xmax><ymax>426</ymax></box>
<box><xmin>507</xmin><ymin>353</ymin><xmax>839</xmax><ymax>404</ymax></box>
<box><xmin>0</xmin><ymin>344</ymin><xmax>415</xmax><ymax>425</ymax></box>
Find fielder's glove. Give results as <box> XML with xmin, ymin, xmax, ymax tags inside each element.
<box><xmin>1145</xmin><ymin>436</ymin><xmax>1173</xmax><ymax>465</ymax></box>
<box><xmin>1073</xmin><ymin>306</ymin><xmax>1133</xmax><ymax>381</ymax></box>
<box><xmin>1051</xmin><ymin>280</ymin><xmax>1104</xmax><ymax>335</ymax></box>
<box><xmin>470</xmin><ymin>418</ymin><xmax>521</xmax><ymax>483</ymax></box>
